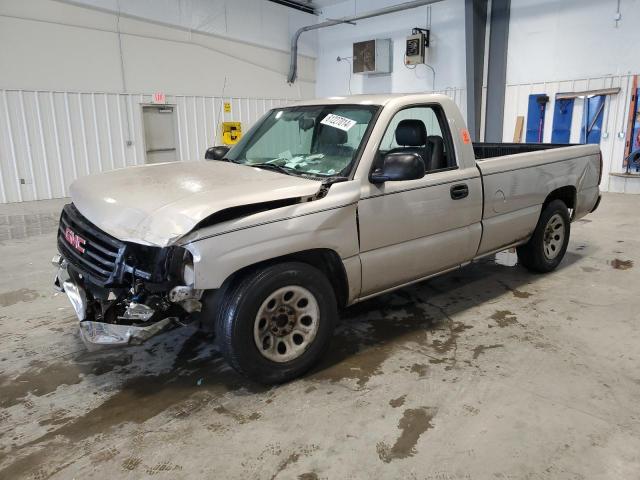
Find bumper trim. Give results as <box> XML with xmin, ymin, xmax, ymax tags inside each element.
<box><xmin>79</xmin><ymin>317</ymin><xmax>176</xmax><ymax>348</ymax></box>
<box><xmin>590</xmin><ymin>194</ymin><xmax>602</xmax><ymax>213</ymax></box>
<box><xmin>53</xmin><ymin>255</ymin><xmax>88</xmax><ymax>321</ymax></box>
<box><xmin>63</xmin><ymin>280</ymin><xmax>88</xmax><ymax>321</ymax></box>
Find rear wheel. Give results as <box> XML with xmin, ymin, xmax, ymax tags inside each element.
<box><xmin>216</xmin><ymin>262</ymin><xmax>337</xmax><ymax>384</ymax></box>
<box><xmin>517</xmin><ymin>199</ymin><xmax>570</xmax><ymax>273</ymax></box>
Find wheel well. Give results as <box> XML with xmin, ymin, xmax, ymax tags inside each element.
<box><xmin>225</xmin><ymin>249</ymin><xmax>349</xmax><ymax>308</ymax></box>
<box><xmin>543</xmin><ymin>186</ymin><xmax>576</xmax><ymax>213</ymax></box>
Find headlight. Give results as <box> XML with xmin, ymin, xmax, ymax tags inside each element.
<box><xmin>169</xmin><ymin>247</ymin><xmax>195</xmax><ymax>286</ymax></box>
<box><xmin>182</xmin><ymin>256</ymin><xmax>195</xmax><ymax>286</ymax></box>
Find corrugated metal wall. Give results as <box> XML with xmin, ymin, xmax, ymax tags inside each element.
<box><xmin>502</xmin><ymin>74</ymin><xmax>636</xmax><ymax>193</ymax></box>
<box><xmin>0</xmin><ymin>89</ymin><xmax>295</xmax><ymax>203</ymax></box>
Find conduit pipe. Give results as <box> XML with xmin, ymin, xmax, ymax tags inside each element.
<box><xmin>288</xmin><ymin>0</ymin><xmax>445</xmax><ymax>84</ymax></box>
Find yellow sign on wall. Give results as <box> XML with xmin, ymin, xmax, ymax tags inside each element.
<box><xmin>223</xmin><ymin>102</ymin><xmax>231</xmax><ymax>113</ymax></box>
<box><xmin>222</xmin><ymin>122</ymin><xmax>242</xmax><ymax>145</ymax></box>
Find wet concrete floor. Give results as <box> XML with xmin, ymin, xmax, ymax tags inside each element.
<box><xmin>0</xmin><ymin>194</ymin><xmax>639</xmax><ymax>479</ymax></box>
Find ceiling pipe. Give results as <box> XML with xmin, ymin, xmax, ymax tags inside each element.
<box><xmin>288</xmin><ymin>0</ymin><xmax>446</xmax><ymax>84</ymax></box>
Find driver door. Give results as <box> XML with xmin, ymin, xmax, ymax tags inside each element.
<box><xmin>357</xmin><ymin>104</ymin><xmax>482</xmax><ymax>297</ymax></box>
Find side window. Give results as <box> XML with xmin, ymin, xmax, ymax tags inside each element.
<box><xmin>377</xmin><ymin>105</ymin><xmax>456</xmax><ymax>172</ymax></box>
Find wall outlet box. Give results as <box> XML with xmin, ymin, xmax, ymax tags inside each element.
<box><xmin>353</xmin><ymin>39</ymin><xmax>392</xmax><ymax>75</ymax></box>
<box><xmin>405</xmin><ymin>29</ymin><xmax>430</xmax><ymax>65</ymax></box>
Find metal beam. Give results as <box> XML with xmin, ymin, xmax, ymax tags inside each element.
<box><xmin>464</xmin><ymin>0</ymin><xmax>488</xmax><ymax>142</ymax></box>
<box><xmin>484</xmin><ymin>0</ymin><xmax>510</xmax><ymax>142</ymax></box>
<box><xmin>268</xmin><ymin>0</ymin><xmax>316</xmax><ymax>15</ymax></box>
<box><xmin>287</xmin><ymin>0</ymin><xmax>446</xmax><ymax>84</ymax></box>
<box><xmin>556</xmin><ymin>87</ymin><xmax>621</xmax><ymax>100</ymax></box>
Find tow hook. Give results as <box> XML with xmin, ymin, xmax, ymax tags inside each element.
<box><xmin>169</xmin><ymin>286</ymin><xmax>203</xmax><ymax>313</ymax></box>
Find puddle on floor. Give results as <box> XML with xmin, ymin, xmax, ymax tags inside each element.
<box><xmin>376</xmin><ymin>407</ymin><xmax>435</xmax><ymax>463</ymax></box>
<box><xmin>0</xmin><ymin>288</ymin><xmax>40</xmax><ymax>307</ymax></box>
<box><xmin>610</xmin><ymin>258</ymin><xmax>633</xmax><ymax>270</ymax></box>
<box><xmin>0</xmin><ymin>213</ymin><xmax>59</xmax><ymax>241</ymax></box>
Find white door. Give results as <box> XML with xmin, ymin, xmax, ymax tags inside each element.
<box><xmin>142</xmin><ymin>105</ymin><xmax>178</xmax><ymax>164</ymax></box>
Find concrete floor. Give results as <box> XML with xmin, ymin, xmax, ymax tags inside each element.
<box><xmin>0</xmin><ymin>193</ymin><xmax>639</xmax><ymax>480</ymax></box>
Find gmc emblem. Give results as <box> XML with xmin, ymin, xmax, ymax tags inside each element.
<box><xmin>64</xmin><ymin>227</ymin><xmax>86</xmax><ymax>254</ymax></box>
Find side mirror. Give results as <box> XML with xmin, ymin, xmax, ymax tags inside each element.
<box><xmin>370</xmin><ymin>152</ymin><xmax>426</xmax><ymax>184</ymax></box>
<box><xmin>205</xmin><ymin>146</ymin><xmax>230</xmax><ymax>160</ymax></box>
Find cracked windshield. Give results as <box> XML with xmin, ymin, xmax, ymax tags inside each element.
<box><xmin>226</xmin><ymin>105</ymin><xmax>379</xmax><ymax>177</ymax></box>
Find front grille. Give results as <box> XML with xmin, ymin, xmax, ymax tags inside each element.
<box><xmin>58</xmin><ymin>204</ymin><xmax>126</xmax><ymax>286</ymax></box>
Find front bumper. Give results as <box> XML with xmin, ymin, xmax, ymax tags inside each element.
<box><xmin>53</xmin><ymin>254</ymin><xmax>179</xmax><ymax>348</ymax></box>
<box><xmin>78</xmin><ymin>317</ymin><xmax>176</xmax><ymax>347</ymax></box>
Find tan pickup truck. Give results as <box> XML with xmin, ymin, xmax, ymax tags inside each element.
<box><xmin>53</xmin><ymin>94</ymin><xmax>602</xmax><ymax>383</ymax></box>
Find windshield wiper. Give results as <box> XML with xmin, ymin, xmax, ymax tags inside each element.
<box><xmin>249</xmin><ymin>163</ymin><xmax>296</xmax><ymax>176</ymax></box>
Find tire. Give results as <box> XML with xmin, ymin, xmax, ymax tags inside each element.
<box><xmin>517</xmin><ymin>199</ymin><xmax>571</xmax><ymax>273</ymax></box>
<box><xmin>216</xmin><ymin>262</ymin><xmax>337</xmax><ymax>384</ymax></box>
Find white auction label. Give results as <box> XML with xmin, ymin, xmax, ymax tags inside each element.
<box><xmin>320</xmin><ymin>113</ymin><xmax>357</xmax><ymax>131</ymax></box>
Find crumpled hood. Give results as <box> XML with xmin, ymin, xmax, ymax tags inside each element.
<box><xmin>70</xmin><ymin>161</ymin><xmax>323</xmax><ymax>246</ymax></box>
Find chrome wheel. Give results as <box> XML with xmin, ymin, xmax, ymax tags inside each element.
<box><xmin>253</xmin><ymin>285</ymin><xmax>320</xmax><ymax>363</ymax></box>
<box><xmin>543</xmin><ymin>213</ymin><xmax>565</xmax><ymax>260</ymax></box>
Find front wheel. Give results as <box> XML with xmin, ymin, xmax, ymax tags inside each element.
<box><xmin>216</xmin><ymin>262</ymin><xmax>337</xmax><ymax>384</ymax></box>
<box><xmin>517</xmin><ymin>199</ymin><xmax>571</xmax><ymax>273</ymax></box>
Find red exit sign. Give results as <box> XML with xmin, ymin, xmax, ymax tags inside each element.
<box><xmin>152</xmin><ymin>92</ymin><xmax>166</xmax><ymax>104</ymax></box>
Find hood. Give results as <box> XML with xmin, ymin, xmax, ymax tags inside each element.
<box><xmin>70</xmin><ymin>161</ymin><xmax>323</xmax><ymax>246</ymax></box>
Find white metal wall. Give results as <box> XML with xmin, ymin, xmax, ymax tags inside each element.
<box><xmin>502</xmin><ymin>74</ymin><xmax>637</xmax><ymax>193</ymax></box>
<box><xmin>0</xmin><ymin>89</ymin><xmax>294</xmax><ymax>203</ymax></box>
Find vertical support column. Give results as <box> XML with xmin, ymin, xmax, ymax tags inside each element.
<box><xmin>485</xmin><ymin>0</ymin><xmax>511</xmax><ymax>142</ymax></box>
<box><xmin>465</xmin><ymin>0</ymin><xmax>488</xmax><ymax>142</ymax></box>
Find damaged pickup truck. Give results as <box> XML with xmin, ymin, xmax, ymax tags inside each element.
<box><xmin>53</xmin><ymin>94</ymin><xmax>602</xmax><ymax>383</ymax></box>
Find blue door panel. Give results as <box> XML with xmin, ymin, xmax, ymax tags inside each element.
<box><xmin>526</xmin><ymin>94</ymin><xmax>549</xmax><ymax>143</ymax></box>
<box><xmin>551</xmin><ymin>98</ymin><xmax>574</xmax><ymax>143</ymax></box>
<box><xmin>580</xmin><ymin>95</ymin><xmax>605</xmax><ymax>144</ymax></box>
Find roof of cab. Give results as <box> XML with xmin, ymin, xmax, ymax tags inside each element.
<box><xmin>288</xmin><ymin>93</ymin><xmax>451</xmax><ymax>108</ymax></box>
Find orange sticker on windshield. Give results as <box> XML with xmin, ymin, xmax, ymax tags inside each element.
<box><xmin>461</xmin><ymin>129</ymin><xmax>471</xmax><ymax>144</ymax></box>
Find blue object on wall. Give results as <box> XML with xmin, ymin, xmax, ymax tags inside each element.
<box><xmin>551</xmin><ymin>98</ymin><xmax>574</xmax><ymax>143</ymax></box>
<box><xmin>580</xmin><ymin>95</ymin><xmax>605</xmax><ymax>144</ymax></box>
<box><xmin>630</xmin><ymin>87</ymin><xmax>640</xmax><ymax>152</ymax></box>
<box><xmin>526</xmin><ymin>94</ymin><xmax>549</xmax><ymax>143</ymax></box>
<box><xmin>626</xmin><ymin>87</ymin><xmax>640</xmax><ymax>173</ymax></box>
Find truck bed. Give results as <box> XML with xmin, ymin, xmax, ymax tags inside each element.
<box><xmin>472</xmin><ymin>142</ymin><xmax>601</xmax><ymax>257</ymax></box>
<box><xmin>473</xmin><ymin>142</ymin><xmax>575</xmax><ymax>160</ymax></box>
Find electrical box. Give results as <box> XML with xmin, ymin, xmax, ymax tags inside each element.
<box><xmin>353</xmin><ymin>39</ymin><xmax>392</xmax><ymax>75</ymax></box>
<box><xmin>221</xmin><ymin>122</ymin><xmax>242</xmax><ymax>145</ymax></box>
<box><xmin>405</xmin><ymin>28</ymin><xmax>430</xmax><ymax>65</ymax></box>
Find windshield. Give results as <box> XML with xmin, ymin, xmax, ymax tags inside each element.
<box><xmin>226</xmin><ymin>104</ymin><xmax>380</xmax><ymax>178</ymax></box>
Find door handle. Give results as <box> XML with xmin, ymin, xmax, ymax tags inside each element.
<box><xmin>450</xmin><ymin>184</ymin><xmax>469</xmax><ymax>200</ymax></box>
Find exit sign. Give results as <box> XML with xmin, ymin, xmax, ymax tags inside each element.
<box><xmin>152</xmin><ymin>92</ymin><xmax>166</xmax><ymax>104</ymax></box>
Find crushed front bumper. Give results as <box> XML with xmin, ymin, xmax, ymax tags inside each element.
<box><xmin>78</xmin><ymin>317</ymin><xmax>176</xmax><ymax>347</ymax></box>
<box><xmin>52</xmin><ymin>254</ymin><xmax>179</xmax><ymax>348</ymax></box>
